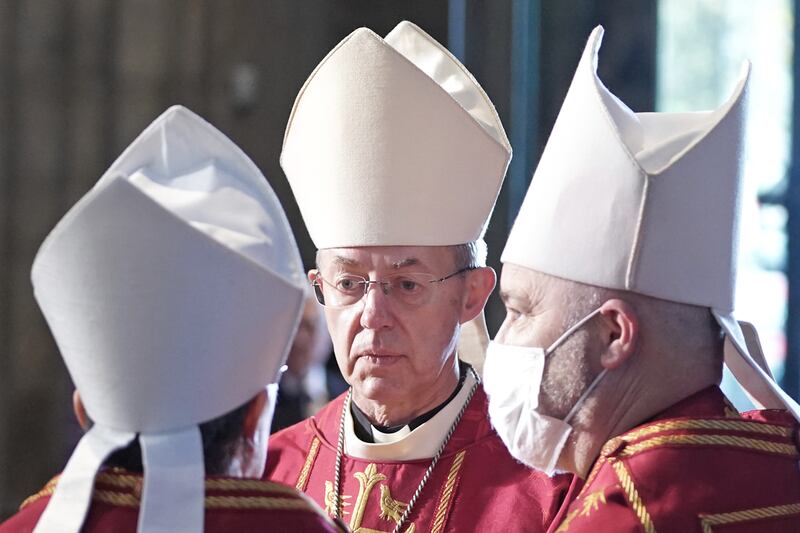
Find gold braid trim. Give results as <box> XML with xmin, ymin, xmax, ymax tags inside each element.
<box><xmin>622</xmin><ymin>418</ymin><xmax>793</xmax><ymax>441</ymax></box>
<box><xmin>611</xmin><ymin>461</ymin><xmax>656</xmax><ymax>533</ymax></box>
<box><xmin>296</xmin><ymin>437</ymin><xmax>321</xmax><ymax>491</ymax></box>
<box><xmin>205</xmin><ymin>478</ymin><xmax>298</xmax><ymax>495</ymax></box>
<box><xmin>19</xmin><ymin>485</ymin><xmax>55</xmax><ymax>510</ymax></box>
<box><xmin>93</xmin><ymin>471</ymin><xmax>299</xmax><ymax>495</ymax></box>
<box><xmin>619</xmin><ymin>433</ymin><xmax>798</xmax><ymax>459</ymax></box>
<box><xmin>429</xmin><ymin>450</ymin><xmax>467</xmax><ymax>533</ymax></box>
<box><xmin>91</xmin><ymin>490</ymin><xmax>317</xmax><ymax>512</ymax></box>
<box><xmin>20</xmin><ymin>472</ymin><xmax>312</xmax><ymax>511</ymax></box>
<box><xmin>699</xmin><ymin>502</ymin><xmax>800</xmax><ymax>533</ymax></box>
<box><xmin>205</xmin><ymin>495</ymin><xmax>315</xmax><ymax>511</ymax></box>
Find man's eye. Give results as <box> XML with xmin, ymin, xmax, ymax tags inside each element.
<box><xmin>396</xmin><ymin>278</ymin><xmax>421</xmax><ymax>292</ymax></box>
<box><xmin>337</xmin><ymin>278</ymin><xmax>361</xmax><ymax>291</ymax></box>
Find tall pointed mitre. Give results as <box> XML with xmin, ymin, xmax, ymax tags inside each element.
<box><xmin>502</xmin><ymin>26</ymin><xmax>800</xmax><ymax>420</ymax></box>
<box><xmin>281</xmin><ymin>20</ymin><xmax>511</xmax><ymax>248</ymax></box>
<box><xmin>31</xmin><ymin>106</ymin><xmax>306</xmax><ymax>533</ymax></box>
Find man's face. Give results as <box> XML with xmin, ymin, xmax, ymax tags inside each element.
<box><xmin>495</xmin><ymin>263</ymin><xmax>596</xmax><ymax>418</ymax></box>
<box><xmin>313</xmin><ymin>246</ymin><xmax>473</xmax><ymax>414</ymax></box>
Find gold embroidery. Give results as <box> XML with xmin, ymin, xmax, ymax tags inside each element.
<box><xmin>612</xmin><ymin>460</ymin><xmax>656</xmax><ymax>533</ymax></box>
<box><xmin>699</xmin><ymin>502</ymin><xmax>800</xmax><ymax>533</ymax></box>
<box><xmin>19</xmin><ymin>485</ymin><xmax>55</xmax><ymax>510</ymax></box>
<box><xmin>351</xmin><ymin>464</ymin><xmax>388</xmax><ymax>529</ymax></box>
<box><xmin>622</xmin><ymin>418</ymin><xmax>792</xmax><ymax>442</ymax></box>
<box><xmin>93</xmin><ymin>490</ymin><xmax>140</xmax><ymax>507</ymax></box>
<box><xmin>430</xmin><ymin>450</ymin><xmax>467</xmax><ymax>533</ymax></box>
<box><xmin>554</xmin><ymin>509</ymin><xmax>581</xmax><ymax>532</ymax></box>
<box><xmin>325</xmin><ymin>463</ymin><xmax>415</xmax><ymax>533</ymax></box>
<box><xmin>379</xmin><ymin>485</ymin><xmax>408</xmax><ymax>522</ymax></box>
<box><xmin>205</xmin><ymin>478</ymin><xmax>298</xmax><ymax>494</ymax></box>
<box><xmin>619</xmin><ymin>433</ymin><xmax>797</xmax><ymax>459</ymax></box>
<box><xmin>325</xmin><ymin>480</ymin><xmax>352</xmax><ymax>517</ymax></box>
<box><xmin>580</xmin><ymin>490</ymin><xmax>607</xmax><ymax>517</ymax></box>
<box><xmin>296</xmin><ymin>437</ymin><xmax>321</xmax><ymax>491</ymax></box>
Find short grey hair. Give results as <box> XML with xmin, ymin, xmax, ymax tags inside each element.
<box><xmin>450</xmin><ymin>239</ymin><xmax>487</xmax><ymax>269</ymax></box>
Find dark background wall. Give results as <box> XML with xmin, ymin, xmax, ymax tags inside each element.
<box><xmin>0</xmin><ymin>0</ymin><xmax>656</xmax><ymax>517</ymax></box>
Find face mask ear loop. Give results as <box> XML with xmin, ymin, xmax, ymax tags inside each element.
<box><xmin>545</xmin><ymin>308</ymin><xmax>603</xmax><ymax>355</ymax></box>
<box><xmin>564</xmin><ymin>368</ymin><xmax>608</xmax><ymax>425</ymax></box>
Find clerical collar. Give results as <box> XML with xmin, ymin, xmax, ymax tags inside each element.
<box><xmin>350</xmin><ymin>361</ymin><xmax>470</xmax><ymax>443</ymax></box>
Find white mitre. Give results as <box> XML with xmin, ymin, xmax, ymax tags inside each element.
<box><xmin>31</xmin><ymin>106</ymin><xmax>306</xmax><ymax>533</ymax></box>
<box><xmin>281</xmin><ymin>20</ymin><xmax>511</xmax><ymax>248</ymax></box>
<box><xmin>503</xmin><ymin>26</ymin><xmax>800</xmax><ymax>420</ymax></box>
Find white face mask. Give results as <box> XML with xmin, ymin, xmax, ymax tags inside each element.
<box><xmin>483</xmin><ymin>308</ymin><xmax>606</xmax><ymax>476</ymax></box>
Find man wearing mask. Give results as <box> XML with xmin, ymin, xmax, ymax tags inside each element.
<box><xmin>484</xmin><ymin>27</ymin><xmax>800</xmax><ymax>532</ymax></box>
<box><xmin>1</xmin><ymin>106</ymin><xmax>341</xmax><ymax>533</ymax></box>
<box><xmin>265</xmin><ymin>21</ymin><xmax>571</xmax><ymax>533</ymax></box>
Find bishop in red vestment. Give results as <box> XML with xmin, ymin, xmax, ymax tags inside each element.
<box><xmin>1</xmin><ymin>469</ymin><xmax>343</xmax><ymax>533</ymax></box>
<box><xmin>482</xmin><ymin>24</ymin><xmax>800</xmax><ymax>533</ymax></box>
<box><xmin>272</xmin><ymin>18</ymin><xmax>573</xmax><ymax>533</ymax></box>
<box><xmin>549</xmin><ymin>387</ymin><xmax>800</xmax><ymax>532</ymax></box>
<box><xmin>267</xmin><ymin>386</ymin><xmax>571</xmax><ymax>532</ymax></box>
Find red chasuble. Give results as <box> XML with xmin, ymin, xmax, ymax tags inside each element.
<box><xmin>265</xmin><ymin>387</ymin><xmax>571</xmax><ymax>532</ymax></box>
<box><xmin>0</xmin><ymin>468</ymin><xmax>343</xmax><ymax>533</ymax></box>
<box><xmin>549</xmin><ymin>386</ymin><xmax>800</xmax><ymax>533</ymax></box>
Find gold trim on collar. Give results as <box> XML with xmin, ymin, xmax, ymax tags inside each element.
<box><xmin>621</xmin><ymin>418</ymin><xmax>793</xmax><ymax>442</ymax></box>
<box><xmin>611</xmin><ymin>460</ymin><xmax>656</xmax><ymax>533</ymax></box>
<box><xmin>430</xmin><ymin>450</ymin><xmax>467</xmax><ymax>533</ymax></box>
<box><xmin>296</xmin><ymin>437</ymin><xmax>321</xmax><ymax>491</ymax></box>
<box><xmin>699</xmin><ymin>502</ymin><xmax>800</xmax><ymax>532</ymax></box>
<box><xmin>619</xmin><ymin>433</ymin><xmax>797</xmax><ymax>459</ymax></box>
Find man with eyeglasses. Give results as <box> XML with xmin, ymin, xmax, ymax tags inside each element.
<box><xmin>263</xmin><ymin>22</ymin><xmax>571</xmax><ymax>533</ymax></box>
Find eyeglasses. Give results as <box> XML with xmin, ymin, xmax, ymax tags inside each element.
<box><xmin>311</xmin><ymin>267</ymin><xmax>475</xmax><ymax>308</ymax></box>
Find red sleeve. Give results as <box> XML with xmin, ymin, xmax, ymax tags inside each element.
<box><xmin>551</xmin><ymin>484</ymin><xmax>644</xmax><ymax>533</ymax></box>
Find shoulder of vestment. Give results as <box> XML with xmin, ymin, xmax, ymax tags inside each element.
<box><xmin>551</xmin><ymin>412</ymin><xmax>800</xmax><ymax>532</ymax></box>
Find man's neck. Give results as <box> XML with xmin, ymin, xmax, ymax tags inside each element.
<box><xmin>351</xmin><ymin>361</ymin><xmax>469</xmax><ymax>443</ymax></box>
<box><xmin>560</xmin><ymin>360</ymin><xmax>719</xmax><ymax>478</ymax></box>
<box><xmin>351</xmin><ymin>359</ymin><xmax>463</xmax><ymax>429</ymax></box>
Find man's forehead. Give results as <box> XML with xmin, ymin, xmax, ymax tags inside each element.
<box><xmin>317</xmin><ymin>245</ymin><xmax>454</xmax><ymax>270</ymax></box>
<box><xmin>499</xmin><ymin>263</ymin><xmax>552</xmax><ymax>305</ymax></box>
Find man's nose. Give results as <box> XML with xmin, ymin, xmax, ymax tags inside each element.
<box><xmin>359</xmin><ymin>282</ymin><xmax>394</xmax><ymax>330</ymax></box>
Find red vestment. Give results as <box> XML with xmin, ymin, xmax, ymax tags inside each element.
<box><xmin>0</xmin><ymin>468</ymin><xmax>343</xmax><ymax>532</ymax></box>
<box><xmin>549</xmin><ymin>387</ymin><xmax>800</xmax><ymax>532</ymax></box>
<box><xmin>265</xmin><ymin>387</ymin><xmax>571</xmax><ymax>532</ymax></box>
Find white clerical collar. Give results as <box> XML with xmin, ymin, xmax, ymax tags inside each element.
<box><xmin>343</xmin><ymin>370</ymin><xmax>477</xmax><ymax>461</ymax></box>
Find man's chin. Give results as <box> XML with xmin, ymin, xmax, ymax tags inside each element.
<box><xmin>353</xmin><ymin>375</ymin><xmax>407</xmax><ymax>405</ymax></box>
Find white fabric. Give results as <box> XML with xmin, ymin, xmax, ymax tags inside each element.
<box><xmin>34</xmin><ymin>426</ymin><xmax>136</xmax><ymax>533</ymax></box>
<box><xmin>31</xmin><ymin>106</ymin><xmax>306</xmax><ymax>532</ymax></box>
<box><xmin>384</xmin><ymin>21</ymin><xmax>510</xmax><ymax>152</ymax></box>
<box><xmin>457</xmin><ymin>313</ymin><xmax>490</xmax><ymax>376</ymax></box>
<box><xmin>138</xmin><ymin>427</ymin><xmax>205</xmax><ymax>533</ymax></box>
<box><xmin>344</xmin><ymin>371</ymin><xmax>477</xmax><ymax>461</ymax></box>
<box><xmin>501</xmin><ymin>26</ymin><xmax>800</xmax><ymax>421</ymax></box>
<box><xmin>482</xmin><ymin>309</ymin><xmax>603</xmax><ymax>475</ymax></box>
<box><xmin>281</xmin><ymin>21</ymin><xmax>510</xmax><ymax>248</ymax></box>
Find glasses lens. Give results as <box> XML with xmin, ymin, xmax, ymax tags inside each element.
<box><xmin>386</xmin><ymin>273</ymin><xmax>434</xmax><ymax>306</ymax></box>
<box><xmin>312</xmin><ymin>280</ymin><xmax>326</xmax><ymax>305</ymax></box>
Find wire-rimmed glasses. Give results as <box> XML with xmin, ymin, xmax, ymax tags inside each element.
<box><xmin>311</xmin><ymin>267</ymin><xmax>475</xmax><ymax>308</ymax></box>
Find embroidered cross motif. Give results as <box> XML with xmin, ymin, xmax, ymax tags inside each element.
<box><xmin>325</xmin><ymin>463</ymin><xmax>416</xmax><ymax>533</ymax></box>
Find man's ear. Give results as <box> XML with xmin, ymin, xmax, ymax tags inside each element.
<box><xmin>72</xmin><ymin>390</ymin><xmax>91</xmax><ymax>431</ymax></box>
<box><xmin>242</xmin><ymin>389</ymin><xmax>269</xmax><ymax>441</ymax></box>
<box><xmin>598</xmin><ymin>298</ymin><xmax>639</xmax><ymax>370</ymax></box>
<box><xmin>460</xmin><ymin>267</ymin><xmax>496</xmax><ymax>324</ymax></box>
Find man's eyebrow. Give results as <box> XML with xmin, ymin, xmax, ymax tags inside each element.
<box><xmin>499</xmin><ymin>289</ymin><xmax>534</xmax><ymax>310</ymax></box>
<box><xmin>331</xmin><ymin>256</ymin><xmax>360</xmax><ymax>268</ymax></box>
<box><xmin>391</xmin><ymin>257</ymin><xmax>419</xmax><ymax>269</ymax></box>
